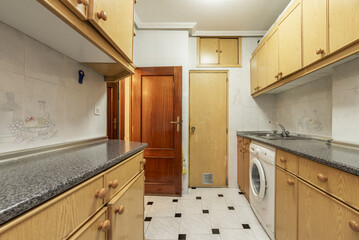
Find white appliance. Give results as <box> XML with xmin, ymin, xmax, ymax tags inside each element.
<box><xmin>249</xmin><ymin>141</ymin><xmax>276</xmax><ymax>240</ymax></box>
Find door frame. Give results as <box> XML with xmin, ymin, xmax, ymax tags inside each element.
<box><xmin>107</xmin><ymin>82</ymin><xmax>119</xmax><ymax>139</ymax></box>
<box><xmin>188</xmin><ymin>70</ymin><xmax>229</xmax><ymax>187</ymax></box>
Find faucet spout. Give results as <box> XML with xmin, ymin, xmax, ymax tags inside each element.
<box><xmin>269</xmin><ymin>120</ymin><xmax>290</xmax><ymax>137</ymax></box>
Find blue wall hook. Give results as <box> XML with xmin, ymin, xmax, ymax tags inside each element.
<box><xmin>78</xmin><ymin>70</ymin><xmax>85</xmax><ymax>84</ymax></box>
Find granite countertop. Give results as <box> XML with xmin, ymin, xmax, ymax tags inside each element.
<box><xmin>237</xmin><ymin>131</ymin><xmax>359</xmax><ymax>177</ymax></box>
<box><xmin>0</xmin><ymin>140</ymin><xmax>147</xmax><ymax>226</ymax></box>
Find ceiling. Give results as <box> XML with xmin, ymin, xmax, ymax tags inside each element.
<box><xmin>135</xmin><ymin>0</ymin><xmax>291</xmax><ymax>36</ymax></box>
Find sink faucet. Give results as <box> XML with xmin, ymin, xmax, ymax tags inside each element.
<box><xmin>269</xmin><ymin>120</ymin><xmax>290</xmax><ymax>137</ymax></box>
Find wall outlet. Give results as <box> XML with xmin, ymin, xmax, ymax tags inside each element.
<box><xmin>94</xmin><ymin>106</ymin><xmax>100</xmax><ymax>116</ymax></box>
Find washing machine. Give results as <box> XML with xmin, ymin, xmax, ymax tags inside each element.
<box><xmin>249</xmin><ymin>141</ymin><xmax>276</xmax><ymax>240</ymax></box>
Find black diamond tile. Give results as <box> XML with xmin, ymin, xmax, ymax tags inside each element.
<box><xmin>242</xmin><ymin>224</ymin><xmax>251</xmax><ymax>229</ymax></box>
<box><xmin>191</xmin><ymin>187</ymin><xmax>197</xmax><ymax>189</ymax></box>
<box><xmin>147</xmin><ymin>201</ymin><xmax>154</xmax><ymax>205</ymax></box>
<box><xmin>218</xmin><ymin>194</ymin><xmax>224</xmax><ymax>197</ymax></box>
<box><xmin>175</xmin><ymin>213</ymin><xmax>182</xmax><ymax>218</ymax></box>
<box><xmin>212</xmin><ymin>229</ymin><xmax>220</xmax><ymax>234</ymax></box>
<box><xmin>203</xmin><ymin>210</ymin><xmax>209</xmax><ymax>214</ymax></box>
<box><xmin>238</xmin><ymin>192</ymin><xmax>244</xmax><ymax>195</ymax></box>
<box><xmin>144</xmin><ymin>217</ymin><xmax>152</xmax><ymax>222</ymax></box>
<box><xmin>173</xmin><ymin>199</ymin><xmax>179</xmax><ymax>202</ymax></box>
<box><xmin>178</xmin><ymin>234</ymin><xmax>186</xmax><ymax>239</ymax></box>
<box><xmin>196</xmin><ymin>196</ymin><xmax>202</xmax><ymax>200</ymax></box>
<box><xmin>228</xmin><ymin>206</ymin><xmax>235</xmax><ymax>210</ymax></box>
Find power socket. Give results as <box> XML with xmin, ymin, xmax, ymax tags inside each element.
<box><xmin>94</xmin><ymin>106</ymin><xmax>100</xmax><ymax>116</ymax></box>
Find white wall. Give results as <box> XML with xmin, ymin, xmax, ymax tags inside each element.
<box><xmin>0</xmin><ymin>22</ymin><xmax>107</xmax><ymax>153</ymax></box>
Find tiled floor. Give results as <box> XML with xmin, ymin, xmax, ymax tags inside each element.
<box><xmin>144</xmin><ymin>188</ymin><xmax>270</xmax><ymax>240</ymax></box>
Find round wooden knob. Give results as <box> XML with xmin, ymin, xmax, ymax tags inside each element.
<box><xmin>275</xmin><ymin>74</ymin><xmax>279</xmax><ymax>78</ymax></box>
<box><xmin>141</xmin><ymin>159</ymin><xmax>146</xmax><ymax>166</ymax></box>
<box><xmin>98</xmin><ymin>220</ymin><xmax>111</xmax><ymax>232</ymax></box>
<box><xmin>349</xmin><ymin>220</ymin><xmax>359</xmax><ymax>232</ymax></box>
<box><xmin>287</xmin><ymin>179</ymin><xmax>295</xmax><ymax>185</ymax></box>
<box><xmin>316</xmin><ymin>48</ymin><xmax>325</xmax><ymax>55</ymax></box>
<box><xmin>215</xmin><ymin>49</ymin><xmax>219</xmax><ymax>53</ymax></box>
<box><xmin>97</xmin><ymin>10</ymin><xmax>107</xmax><ymax>21</ymax></box>
<box><xmin>95</xmin><ymin>188</ymin><xmax>107</xmax><ymax>199</ymax></box>
<box><xmin>77</xmin><ymin>0</ymin><xmax>89</xmax><ymax>6</ymax></box>
<box><xmin>115</xmin><ymin>205</ymin><xmax>125</xmax><ymax>215</ymax></box>
<box><xmin>280</xmin><ymin>157</ymin><xmax>287</xmax><ymax>163</ymax></box>
<box><xmin>108</xmin><ymin>179</ymin><xmax>119</xmax><ymax>189</ymax></box>
<box><xmin>317</xmin><ymin>173</ymin><xmax>328</xmax><ymax>182</ymax></box>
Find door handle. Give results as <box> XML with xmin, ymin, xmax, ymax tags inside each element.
<box><xmin>170</xmin><ymin>116</ymin><xmax>181</xmax><ymax>132</ymax></box>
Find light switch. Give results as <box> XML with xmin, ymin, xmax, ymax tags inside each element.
<box><xmin>94</xmin><ymin>106</ymin><xmax>100</xmax><ymax>116</ymax></box>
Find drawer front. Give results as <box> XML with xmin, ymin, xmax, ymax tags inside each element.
<box><xmin>68</xmin><ymin>208</ymin><xmax>108</xmax><ymax>240</ymax></box>
<box><xmin>108</xmin><ymin>171</ymin><xmax>144</xmax><ymax>240</ymax></box>
<box><xmin>0</xmin><ymin>176</ymin><xmax>104</xmax><ymax>240</ymax></box>
<box><xmin>298</xmin><ymin>180</ymin><xmax>359</xmax><ymax>240</ymax></box>
<box><xmin>276</xmin><ymin>149</ymin><xmax>299</xmax><ymax>174</ymax></box>
<box><xmin>299</xmin><ymin>157</ymin><xmax>359</xmax><ymax>211</ymax></box>
<box><xmin>104</xmin><ymin>152</ymin><xmax>143</xmax><ymax>201</ymax></box>
<box><xmin>60</xmin><ymin>0</ymin><xmax>88</xmax><ymax>20</ymax></box>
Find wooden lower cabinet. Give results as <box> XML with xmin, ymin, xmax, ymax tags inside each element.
<box><xmin>275</xmin><ymin>167</ymin><xmax>298</xmax><ymax>240</ymax></box>
<box><xmin>298</xmin><ymin>180</ymin><xmax>359</xmax><ymax>240</ymax></box>
<box><xmin>108</xmin><ymin>171</ymin><xmax>144</xmax><ymax>240</ymax></box>
<box><xmin>237</xmin><ymin>137</ymin><xmax>250</xmax><ymax>201</ymax></box>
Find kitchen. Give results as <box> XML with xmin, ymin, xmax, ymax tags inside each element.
<box><xmin>0</xmin><ymin>0</ymin><xmax>358</xmax><ymax>239</ymax></box>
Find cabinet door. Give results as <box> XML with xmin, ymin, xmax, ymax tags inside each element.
<box><xmin>237</xmin><ymin>137</ymin><xmax>244</xmax><ymax>191</ymax></box>
<box><xmin>89</xmin><ymin>0</ymin><xmax>135</xmax><ymax>62</ymax></box>
<box><xmin>250</xmin><ymin>54</ymin><xmax>258</xmax><ymax>94</ymax></box>
<box><xmin>257</xmin><ymin>44</ymin><xmax>267</xmax><ymax>91</ymax></box>
<box><xmin>60</xmin><ymin>0</ymin><xmax>89</xmax><ymax>20</ymax></box>
<box><xmin>278</xmin><ymin>4</ymin><xmax>302</xmax><ymax>77</ymax></box>
<box><xmin>298</xmin><ymin>180</ymin><xmax>359</xmax><ymax>240</ymax></box>
<box><xmin>302</xmin><ymin>0</ymin><xmax>327</xmax><ymax>66</ymax></box>
<box><xmin>329</xmin><ymin>0</ymin><xmax>359</xmax><ymax>52</ymax></box>
<box><xmin>275</xmin><ymin>167</ymin><xmax>298</xmax><ymax>240</ymax></box>
<box><xmin>243</xmin><ymin>143</ymin><xmax>250</xmax><ymax>201</ymax></box>
<box><xmin>266</xmin><ymin>30</ymin><xmax>279</xmax><ymax>85</ymax></box>
<box><xmin>108</xmin><ymin>171</ymin><xmax>144</xmax><ymax>240</ymax></box>
<box><xmin>199</xmin><ymin>38</ymin><xmax>219</xmax><ymax>65</ymax></box>
<box><xmin>219</xmin><ymin>38</ymin><xmax>238</xmax><ymax>65</ymax></box>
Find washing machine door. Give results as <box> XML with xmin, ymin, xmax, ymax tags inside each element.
<box><xmin>250</xmin><ymin>158</ymin><xmax>266</xmax><ymax>201</ymax></box>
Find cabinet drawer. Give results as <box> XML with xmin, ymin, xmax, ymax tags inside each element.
<box><xmin>299</xmin><ymin>157</ymin><xmax>359</xmax><ymax>211</ymax></box>
<box><xmin>60</xmin><ymin>0</ymin><xmax>89</xmax><ymax>20</ymax></box>
<box><xmin>0</xmin><ymin>175</ymin><xmax>105</xmax><ymax>240</ymax></box>
<box><xmin>108</xmin><ymin>171</ymin><xmax>144</xmax><ymax>240</ymax></box>
<box><xmin>276</xmin><ymin>150</ymin><xmax>299</xmax><ymax>174</ymax></box>
<box><xmin>298</xmin><ymin>180</ymin><xmax>359</xmax><ymax>240</ymax></box>
<box><xmin>104</xmin><ymin>151</ymin><xmax>144</xmax><ymax>201</ymax></box>
<box><xmin>68</xmin><ymin>208</ymin><xmax>108</xmax><ymax>240</ymax></box>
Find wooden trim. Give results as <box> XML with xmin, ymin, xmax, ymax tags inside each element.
<box><xmin>85</xmin><ymin>63</ymin><xmax>134</xmax><ymax>79</ymax></box>
<box><xmin>252</xmin><ymin>40</ymin><xmax>359</xmax><ymax>97</ymax></box>
<box><xmin>119</xmin><ymin>80</ymin><xmax>125</xmax><ymax>140</ymax></box>
<box><xmin>107</xmin><ymin>82</ymin><xmax>119</xmax><ymax>139</ymax></box>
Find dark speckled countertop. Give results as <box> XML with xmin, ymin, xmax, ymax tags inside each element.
<box><xmin>237</xmin><ymin>131</ymin><xmax>359</xmax><ymax>177</ymax></box>
<box><xmin>0</xmin><ymin>140</ymin><xmax>147</xmax><ymax>226</ymax></box>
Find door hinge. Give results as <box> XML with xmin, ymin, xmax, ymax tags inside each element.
<box><xmin>226</xmin><ymin>128</ymin><xmax>228</xmax><ymax>134</ymax></box>
<box><xmin>226</xmin><ymin>178</ymin><xmax>228</xmax><ymax>185</ymax></box>
<box><xmin>226</xmin><ymin>77</ymin><xmax>228</xmax><ymax>82</ymax></box>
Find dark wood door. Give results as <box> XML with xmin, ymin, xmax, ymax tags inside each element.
<box><xmin>131</xmin><ymin>67</ymin><xmax>182</xmax><ymax>196</ymax></box>
<box><xmin>107</xmin><ymin>82</ymin><xmax>118</xmax><ymax>139</ymax></box>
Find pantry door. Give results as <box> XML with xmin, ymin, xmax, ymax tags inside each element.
<box><xmin>189</xmin><ymin>71</ymin><xmax>228</xmax><ymax>187</ymax></box>
<box><xmin>131</xmin><ymin>67</ymin><xmax>182</xmax><ymax>196</ymax></box>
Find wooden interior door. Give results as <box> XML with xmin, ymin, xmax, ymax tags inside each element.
<box><xmin>189</xmin><ymin>71</ymin><xmax>228</xmax><ymax>187</ymax></box>
<box><xmin>107</xmin><ymin>82</ymin><xmax>118</xmax><ymax>139</ymax></box>
<box><xmin>131</xmin><ymin>67</ymin><xmax>182</xmax><ymax>196</ymax></box>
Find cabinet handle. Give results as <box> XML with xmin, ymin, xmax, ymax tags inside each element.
<box><xmin>95</xmin><ymin>188</ymin><xmax>107</xmax><ymax>199</ymax></box>
<box><xmin>317</xmin><ymin>173</ymin><xmax>328</xmax><ymax>182</ymax></box>
<box><xmin>349</xmin><ymin>220</ymin><xmax>359</xmax><ymax>232</ymax></box>
<box><xmin>97</xmin><ymin>10</ymin><xmax>107</xmax><ymax>21</ymax></box>
<box><xmin>275</xmin><ymin>74</ymin><xmax>279</xmax><ymax>78</ymax></box>
<box><xmin>108</xmin><ymin>179</ymin><xmax>119</xmax><ymax>189</ymax></box>
<box><xmin>77</xmin><ymin>0</ymin><xmax>89</xmax><ymax>6</ymax></box>
<box><xmin>141</xmin><ymin>159</ymin><xmax>146</xmax><ymax>166</ymax></box>
<box><xmin>220</xmin><ymin>50</ymin><xmax>223</xmax><ymax>53</ymax></box>
<box><xmin>287</xmin><ymin>179</ymin><xmax>295</xmax><ymax>185</ymax></box>
<box><xmin>216</xmin><ymin>49</ymin><xmax>219</xmax><ymax>52</ymax></box>
<box><xmin>316</xmin><ymin>48</ymin><xmax>325</xmax><ymax>55</ymax></box>
<box><xmin>280</xmin><ymin>157</ymin><xmax>287</xmax><ymax>163</ymax></box>
<box><xmin>115</xmin><ymin>205</ymin><xmax>125</xmax><ymax>215</ymax></box>
<box><xmin>133</xmin><ymin>30</ymin><xmax>136</xmax><ymax>37</ymax></box>
<box><xmin>98</xmin><ymin>220</ymin><xmax>111</xmax><ymax>232</ymax></box>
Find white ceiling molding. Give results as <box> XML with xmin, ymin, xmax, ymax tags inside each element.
<box><xmin>134</xmin><ymin>12</ymin><xmax>265</xmax><ymax>37</ymax></box>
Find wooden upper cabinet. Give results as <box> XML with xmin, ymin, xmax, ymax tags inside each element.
<box><xmin>302</xmin><ymin>0</ymin><xmax>328</xmax><ymax>67</ymax></box>
<box><xmin>89</xmin><ymin>0</ymin><xmax>135</xmax><ymax>62</ymax></box>
<box><xmin>198</xmin><ymin>37</ymin><xmax>242</xmax><ymax>67</ymax></box>
<box><xmin>250</xmin><ymin>54</ymin><xmax>258</xmax><ymax>94</ymax></box>
<box><xmin>257</xmin><ymin>44</ymin><xmax>267</xmax><ymax>91</ymax></box>
<box><xmin>278</xmin><ymin>4</ymin><xmax>302</xmax><ymax>77</ymax></box>
<box><xmin>275</xmin><ymin>167</ymin><xmax>298</xmax><ymax>240</ymax></box>
<box><xmin>60</xmin><ymin>0</ymin><xmax>89</xmax><ymax>20</ymax></box>
<box><xmin>329</xmin><ymin>0</ymin><xmax>359</xmax><ymax>53</ymax></box>
<box><xmin>266</xmin><ymin>30</ymin><xmax>279</xmax><ymax>85</ymax></box>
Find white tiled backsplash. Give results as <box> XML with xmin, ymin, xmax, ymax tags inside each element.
<box><xmin>0</xmin><ymin>22</ymin><xmax>107</xmax><ymax>153</ymax></box>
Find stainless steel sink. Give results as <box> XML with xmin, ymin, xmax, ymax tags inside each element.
<box><xmin>248</xmin><ymin>132</ymin><xmax>307</xmax><ymax>140</ymax></box>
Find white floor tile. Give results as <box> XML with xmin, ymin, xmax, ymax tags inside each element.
<box><xmin>176</xmin><ymin>199</ymin><xmax>202</xmax><ymax>215</ymax></box>
<box><xmin>220</xmin><ymin>228</ymin><xmax>257</xmax><ymax>240</ymax></box>
<box><xmin>180</xmin><ymin>214</ymin><xmax>212</xmax><ymax>235</ymax></box>
<box><xmin>147</xmin><ymin>200</ymin><xmax>177</xmax><ymax>218</ymax></box>
<box><xmin>202</xmin><ymin>198</ymin><xmax>228</xmax><ymax>211</ymax></box>
<box><xmin>251</xmin><ymin>223</ymin><xmax>271</xmax><ymax>240</ymax></box>
<box><xmin>145</xmin><ymin>218</ymin><xmax>180</xmax><ymax>240</ymax></box>
<box><xmin>235</xmin><ymin>206</ymin><xmax>260</xmax><ymax>225</ymax></box>
<box><xmin>186</xmin><ymin>234</ymin><xmax>221</xmax><ymax>240</ymax></box>
<box><xmin>210</xmin><ymin>209</ymin><xmax>242</xmax><ymax>229</ymax></box>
